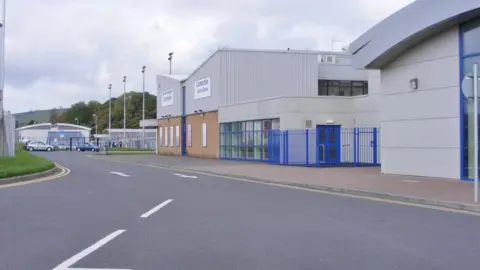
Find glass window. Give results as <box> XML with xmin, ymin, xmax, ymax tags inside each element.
<box><xmin>352</xmin><ymin>81</ymin><xmax>366</xmax><ymax>96</ymax></box>
<box><xmin>327</xmin><ymin>81</ymin><xmax>340</xmax><ymax>96</ymax></box>
<box><xmin>463</xmin><ymin>17</ymin><xmax>480</xmax><ymax>55</ymax></box>
<box><xmin>339</xmin><ymin>81</ymin><xmax>351</xmax><ymax>96</ymax></box>
<box><xmin>462</xmin><ymin>55</ymin><xmax>480</xmax><ymax>179</ymax></box>
<box><xmin>318</xmin><ymin>80</ymin><xmax>328</xmax><ymax>96</ymax></box>
<box><xmin>254</xmin><ymin>121</ymin><xmax>262</xmax><ymax>147</ymax></box>
<box><xmin>240</xmin><ymin>122</ymin><xmax>246</xmax><ymax>132</ymax></box>
<box><xmin>246</xmin><ymin>121</ymin><xmax>253</xmax><ymax>131</ymax></box>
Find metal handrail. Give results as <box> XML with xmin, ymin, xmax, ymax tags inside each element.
<box><xmin>318</xmin><ymin>144</ymin><xmax>326</xmax><ymax>163</ymax></box>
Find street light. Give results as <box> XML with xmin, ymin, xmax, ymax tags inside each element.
<box><xmin>74</xmin><ymin>117</ymin><xmax>79</xmax><ymax>125</ymax></box>
<box><xmin>122</xmin><ymin>76</ymin><xmax>127</xmax><ymax>142</ymax></box>
<box><xmin>168</xmin><ymin>52</ymin><xmax>173</xmax><ymax>75</ymax></box>
<box><xmin>461</xmin><ymin>63</ymin><xmax>480</xmax><ymax>203</ymax></box>
<box><xmin>141</xmin><ymin>66</ymin><xmax>146</xmax><ymax>148</ymax></box>
<box><xmin>108</xmin><ymin>84</ymin><xmax>112</xmax><ymax>141</ymax></box>
<box><xmin>92</xmin><ymin>113</ymin><xmax>98</xmax><ymax>135</ymax></box>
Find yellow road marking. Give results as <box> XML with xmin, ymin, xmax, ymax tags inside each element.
<box><xmin>0</xmin><ymin>163</ymin><xmax>71</xmax><ymax>189</ymax></box>
<box><xmin>89</xmin><ymin>155</ymin><xmax>480</xmax><ymax>216</ymax></box>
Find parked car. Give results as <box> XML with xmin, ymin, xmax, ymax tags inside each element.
<box><xmin>26</xmin><ymin>141</ymin><xmax>54</xmax><ymax>152</ymax></box>
<box><xmin>55</xmin><ymin>144</ymin><xmax>70</xmax><ymax>151</ymax></box>
<box><xmin>76</xmin><ymin>143</ymin><xmax>99</xmax><ymax>152</ymax></box>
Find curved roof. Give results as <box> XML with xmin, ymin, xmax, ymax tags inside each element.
<box><xmin>15</xmin><ymin>123</ymin><xmax>51</xmax><ymax>131</ymax></box>
<box><xmin>349</xmin><ymin>0</ymin><xmax>480</xmax><ymax>69</ymax></box>
<box><xmin>53</xmin><ymin>123</ymin><xmax>91</xmax><ymax>131</ymax></box>
<box><xmin>16</xmin><ymin>123</ymin><xmax>91</xmax><ymax>131</ymax></box>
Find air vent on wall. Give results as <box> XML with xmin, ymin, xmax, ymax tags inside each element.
<box><xmin>305</xmin><ymin>120</ymin><xmax>313</xmax><ymax>129</ymax></box>
<box><xmin>318</xmin><ymin>54</ymin><xmax>336</xmax><ymax>64</ymax></box>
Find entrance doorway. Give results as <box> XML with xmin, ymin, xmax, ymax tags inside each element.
<box><xmin>316</xmin><ymin>125</ymin><xmax>340</xmax><ymax>165</ymax></box>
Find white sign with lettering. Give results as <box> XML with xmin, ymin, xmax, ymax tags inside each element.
<box><xmin>161</xmin><ymin>89</ymin><xmax>174</xmax><ymax>107</ymax></box>
<box><xmin>194</xmin><ymin>77</ymin><xmax>211</xmax><ymax>100</ymax></box>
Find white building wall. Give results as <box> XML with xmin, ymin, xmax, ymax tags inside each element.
<box><xmin>354</xmin><ymin>70</ymin><xmax>381</xmax><ymax>126</ymax></box>
<box><xmin>380</xmin><ymin>26</ymin><xmax>460</xmax><ymax>178</ymax></box>
<box><xmin>18</xmin><ymin>129</ymin><xmax>49</xmax><ymax>143</ymax></box>
<box><xmin>219</xmin><ymin>96</ymin><xmax>355</xmax><ymax>129</ymax></box>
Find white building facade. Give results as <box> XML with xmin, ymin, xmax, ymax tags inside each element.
<box><xmin>156</xmin><ymin>48</ymin><xmax>381</xmax><ymax>164</ymax></box>
<box><xmin>350</xmin><ymin>0</ymin><xmax>480</xmax><ymax>180</ymax></box>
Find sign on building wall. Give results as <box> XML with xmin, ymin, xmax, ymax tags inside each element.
<box><xmin>161</xmin><ymin>89</ymin><xmax>174</xmax><ymax>107</ymax></box>
<box><xmin>194</xmin><ymin>77</ymin><xmax>211</xmax><ymax>100</ymax></box>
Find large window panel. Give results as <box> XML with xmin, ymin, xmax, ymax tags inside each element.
<box><xmin>463</xmin><ymin>17</ymin><xmax>480</xmax><ymax>56</ymax></box>
<box><xmin>231</xmin><ymin>122</ymin><xmax>239</xmax><ymax>158</ymax></box>
<box><xmin>327</xmin><ymin>81</ymin><xmax>340</xmax><ymax>96</ymax></box>
<box><xmin>318</xmin><ymin>80</ymin><xmax>328</xmax><ymax>95</ymax></box>
<box><xmin>352</xmin><ymin>81</ymin><xmax>366</xmax><ymax>96</ymax></box>
<box><xmin>462</xmin><ymin>55</ymin><xmax>480</xmax><ymax>179</ymax></box>
<box><xmin>339</xmin><ymin>81</ymin><xmax>352</xmax><ymax>96</ymax></box>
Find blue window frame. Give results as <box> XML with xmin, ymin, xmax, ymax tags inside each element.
<box><xmin>460</xmin><ymin>17</ymin><xmax>480</xmax><ymax>180</ymax></box>
<box><xmin>220</xmin><ymin>118</ymin><xmax>278</xmax><ymax>161</ymax></box>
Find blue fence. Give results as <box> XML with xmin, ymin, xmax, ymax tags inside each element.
<box><xmin>220</xmin><ymin>127</ymin><xmax>380</xmax><ymax>167</ymax></box>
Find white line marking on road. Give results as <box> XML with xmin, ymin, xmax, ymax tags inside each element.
<box><xmin>65</xmin><ymin>268</ymin><xmax>131</xmax><ymax>270</ymax></box>
<box><xmin>52</xmin><ymin>230</ymin><xmax>130</xmax><ymax>270</ymax></box>
<box><xmin>110</xmin><ymin>172</ymin><xmax>130</xmax><ymax>177</ymax></box>
<box><xmin>89</xmin><ymin>155</ymin><xmax>480</xmax><ymax>217</ymax></box>
<box><xmin>140</xmin><ymin>199</ymin><xmax>173</xmax><ymax>218</ymax></box>
<box><xmin>172</xmin><ymin>173</ymin><xmax>197</xmax><ymax>178</ymax></box>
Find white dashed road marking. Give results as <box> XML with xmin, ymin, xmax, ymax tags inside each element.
<box><xmin>140</xmin><ymin>199</ymin><xmax>173</xmax><ymax>218</ymax></box>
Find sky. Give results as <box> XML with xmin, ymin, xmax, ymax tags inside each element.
<box><xmin>3</xmin><ymin>0</ymin><xmax>415</xmax><ymax>113</ymax></box>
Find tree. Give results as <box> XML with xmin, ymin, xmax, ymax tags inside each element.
<box><xmin>50</xmin><ymin>108</ymin><xmax>59</xmax><ymax>123</ymax></box>
<box><xmin>27</xmin><ymin>120</ymin><xmax>36</xmax><ymax>125</ymax></box>
<box><xmin>55</xmin><ymin>92</ymin><xmax>157</xmax><ymax>133</ymax></box>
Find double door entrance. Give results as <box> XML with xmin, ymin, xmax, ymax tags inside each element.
<box><xmin>317</xmin><ymin>125</ymin><xmax>340</xmax><ymax>164</ymax></box>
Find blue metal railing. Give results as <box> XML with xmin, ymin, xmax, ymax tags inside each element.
<box><xmin>220</xmin><ymin>127</ymin><xmax>380</xmax><ymax>167</ymax></box>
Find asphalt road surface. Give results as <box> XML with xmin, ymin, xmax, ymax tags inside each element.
<box><xmin>1</xmin><ymin>152</ymin><xmax>480</xmax><ymax>270</ymax></box>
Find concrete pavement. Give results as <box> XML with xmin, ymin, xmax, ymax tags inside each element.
<box><xmin>0</xmin><ymin>151</ymin><xmax>479</xmax><ymax>269</ymax></box>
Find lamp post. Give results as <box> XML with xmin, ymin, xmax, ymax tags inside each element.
<box><xmin>122</xmin><ymin>76</ymin><xmax>127</xmax><ymax>142</ymax></box>
<box><xmin>461</xmin><ymin>63</ymin><xmax>480</xmax><ymax>203</ymax></box>
<box><xmin>108</xmin><ymin>84</ymin><xmax>112</xmax><ymax>141</ymax></box>
<box><xmin>92</xmin><ymin>114</ymin><xmax>98</xmax><ymax>135</ymax></box>
<box><xmin>74</xmin><ymin>117</ymin><xmax>79</xmax><ymax>125</ymax></box>
<box><xmin>141</xmin><ymin>66</ymin><xmax>146</xmax><ymax>148</ymax></box>
<box><xmin>168</xmin><ymin>52</ymin><xmax>173</xmax><ymax>75</ymax></box>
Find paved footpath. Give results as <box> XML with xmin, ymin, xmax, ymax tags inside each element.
<box><xmin>1</xmin><ymin>151</ymin><xmax>480</xmax><ymax>269</ymax></box>
<box><xmin>98</xmin><ymin>154</ymin><xmax>480</xmax><ymax>212</ymax></box>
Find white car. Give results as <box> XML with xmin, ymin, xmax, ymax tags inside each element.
<box><xmin>26</xmin><ymin>141</ymin><xmax>54</xmax><ymax>152</ymax></box>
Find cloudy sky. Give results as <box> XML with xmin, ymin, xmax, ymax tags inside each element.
<box><xmin>3</xmin><ymin>0</ymin><xmax>414</xmax><ymax>113</ymax></box>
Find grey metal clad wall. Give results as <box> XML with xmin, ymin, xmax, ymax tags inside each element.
<box><xmin>156</xmin><ymin>75</ymin><xmax>182</xmax><ymax>118</ymax></box>
<box><xmin>318</xmin><ymin>57</ymin><xmax>369</xmax><ymax>81</ymax></box>
<box><xmin>221</xmin><ymin>50</ymin><xmax>318</xmax><ymax>105</ymax></box>
<box><xmin>184</xmin><ymin>52</ymin><xmax>222</xmax><ymax>115</ymax></box>
<box><xmin>349</xmin><ymin>0</ymin><xmax>480</xmax><ymax>69</ymax></box>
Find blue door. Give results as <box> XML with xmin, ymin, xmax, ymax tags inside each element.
<box><xmin>316</xmin><ymin>125</ymin><xmax>341</xmax><ymax>165</ymax></box>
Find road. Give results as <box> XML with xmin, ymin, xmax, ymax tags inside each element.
<box><xmin>1</xmin><ymin>152</ymin><xmax>479</xmax><ymax>270</ymax></box>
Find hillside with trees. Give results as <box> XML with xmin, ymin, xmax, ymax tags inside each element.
<box><xmin>14</xmin><ymin>108</ymin><xmax>68</xmax><ymax>126</ymax></box>
<box><xmin>54</xmin><ymin>91</ymin><xmax>157</xmax><ymax>134</ymax></box>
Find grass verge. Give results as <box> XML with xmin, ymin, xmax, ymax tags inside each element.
<box><xmin>0</xmin><ymin>151</ymin><xmax>55</xmax><ymax>179</ymax></box>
